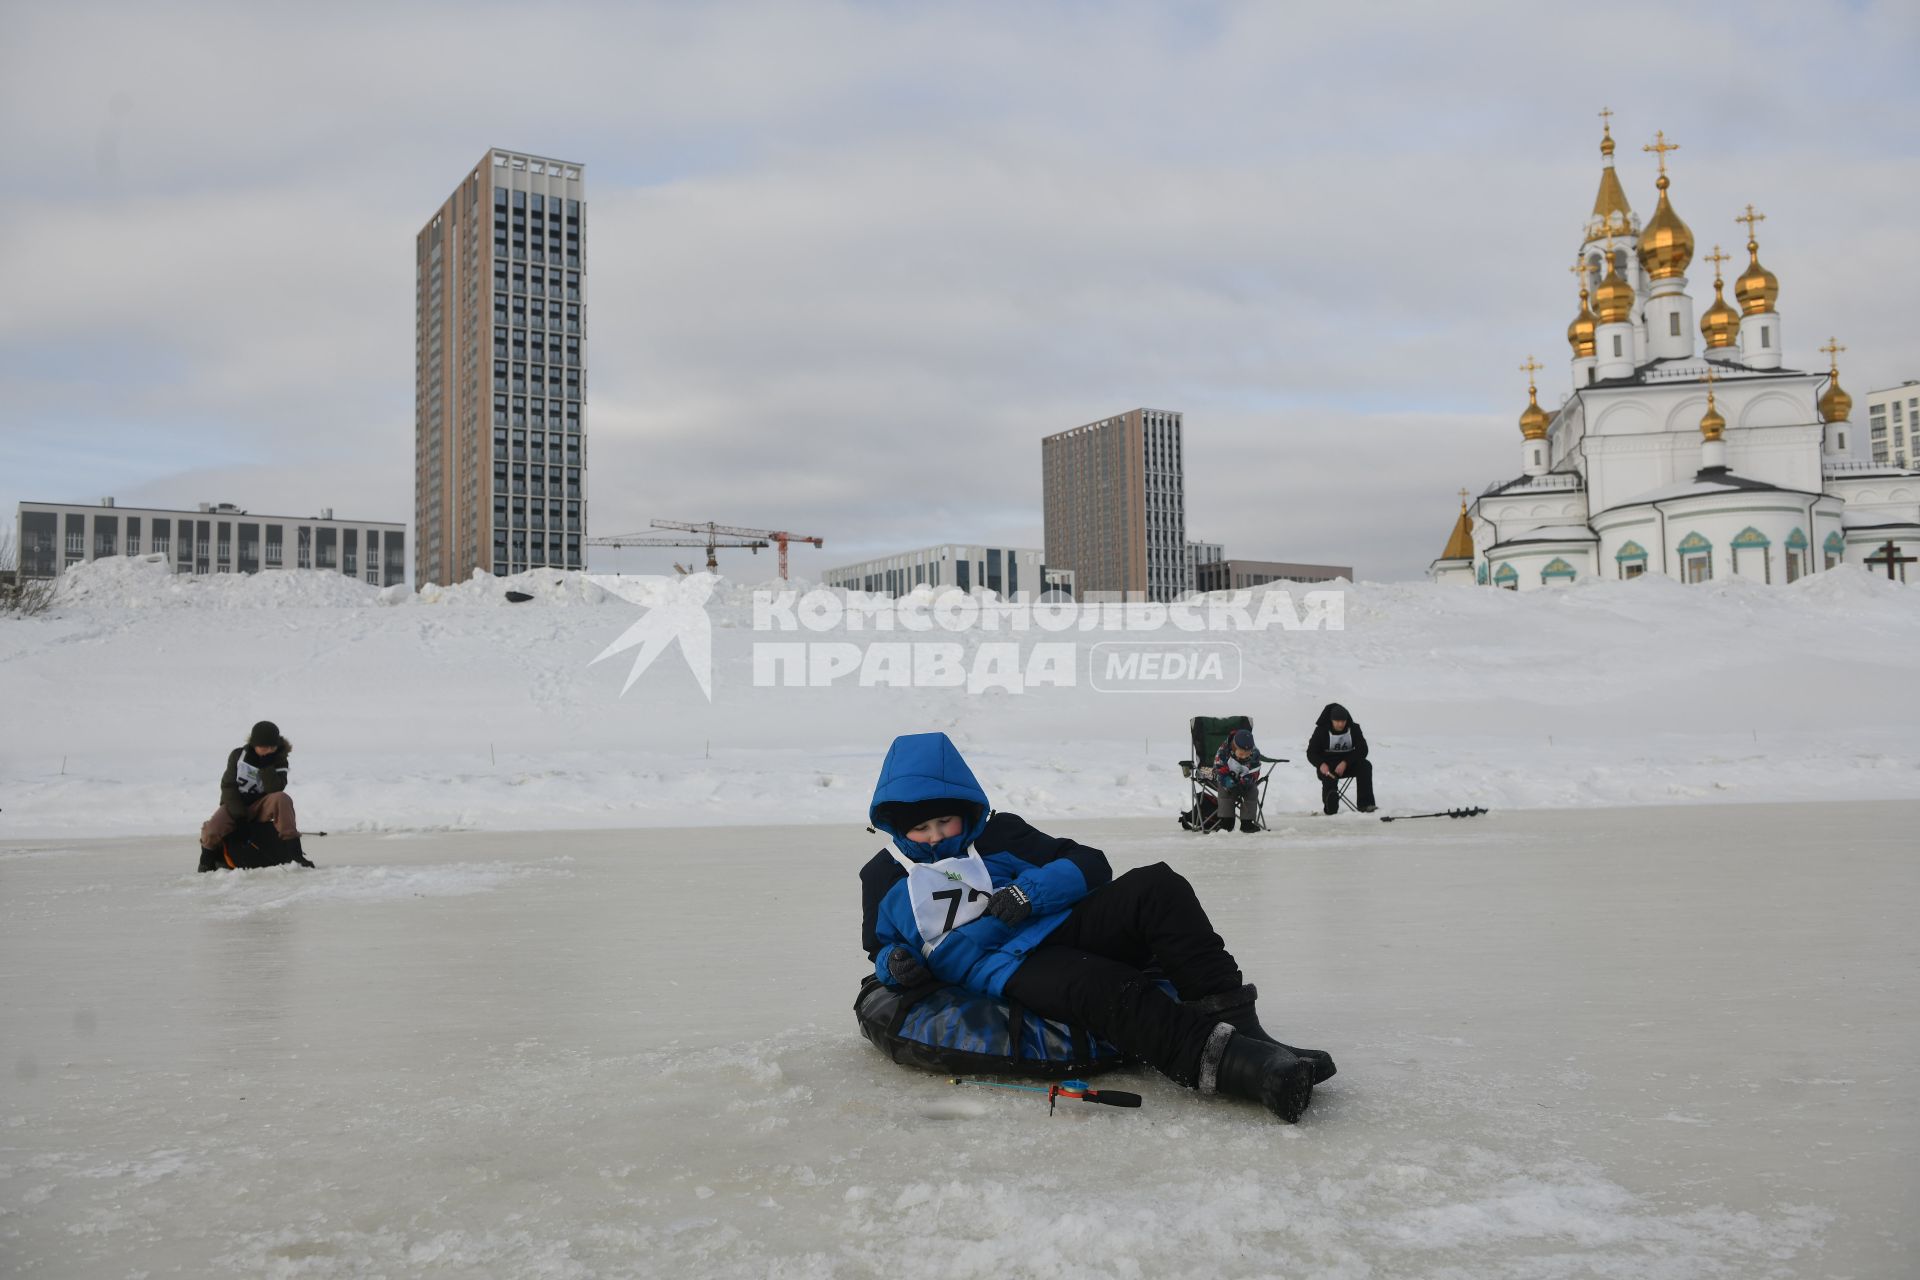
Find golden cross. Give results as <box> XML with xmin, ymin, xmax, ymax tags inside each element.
<box><xmin>1458</xmin><ymin>487</ymin><xmax>1470</xmax><ymax>503</ymax></box>
<box><xmin>1736</xmin><ymin>203</ymin><xmax>1766</xmax><ymax>239</ymax></box>
<box><xmin>1703</xmin><ymin>245</ymin><xmax>1730</xmax><ymax>277</ymax></box>
<box><xmin>1643</xmin><ymin>130</ymin><xmax>1679</xmax><ymax>176</ymax></box>
<box><xmin>1701</xmin><ymin>364</ymin><xmax>1718</xmax><ymax>388</ymax></box>
<box><xmin>1820</xmin><ymin>336</ymin><xmax>1846</xmax><ymax>369</ymax></box>
<box><xmin>1597</xmin><ymin>106</ymin><xmax>1613</xmax><ymax>132</ymax></box>
<box><xmin>1519</xmin><ymin>355</ymin><xmax>1543</xmax><ymax>391</ymax></box>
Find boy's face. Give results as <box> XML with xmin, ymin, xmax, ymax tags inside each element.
<box><xmin>905</xmin><ymin>814</ymin><xmax>964</xmax><ymax>845</ymax></box>
<box><xmin>1232</xmin><ymin>745</ymin><xmax>1253</xmax><ymax>761</ymax></box>
<box><xmin>1331</xmin><ymin>719</ymin><xmax>1348</xmax><ymax>732</ymax></box>
<box><xmin>252</xmin><ymin>743</ymin><xmax>276</xmax><ymax>756</ymax></box>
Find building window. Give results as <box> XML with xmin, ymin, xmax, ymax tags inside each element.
<box><xmin>1612</xmin><ymin>334</ymin><xmax>1622</xmax><ymax>358</ymax></box>
<box><xmin>1760</xmin><ymin>325</ymin><xmax>1771</xmax><ymax>349</ymax></box>
<box><xmin>1668</xmin><ymin>313</ymin><xmax>1681</xmax><ymax>337</ymax></box>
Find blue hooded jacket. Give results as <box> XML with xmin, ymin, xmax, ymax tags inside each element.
<box><xmin>861</xmin><ymin>732</ymin><xmax>1112</xmax><ymax>997</ymax></box>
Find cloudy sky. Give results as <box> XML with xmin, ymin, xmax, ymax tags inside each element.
<box><xmin>2</xmin><ymin>0</ymin><xmax>1915</xmax><ymax>582</ymax></box>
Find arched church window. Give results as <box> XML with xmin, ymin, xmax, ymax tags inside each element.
<box><xmin>1823</xmin><ymin>530</ymin><xmax>1845</xmax><ymax>570</ymax></box>
<box><xmin>1677</xmin><ymin>531</ymin><xmax>1713</xmax><ymax>584</ymax></box>
<box><xmin>1492</xmin><ymin>562</ymin><xmax>1518</xmax><ymax>591</ymax></box>
<box><xmin>1785</xmin><ymin>528</ymin><xmax>1809</xmax><ymax>583</ymax></box>
<box><xmin>1731</xmin><ymin>527</ymin><xmax>1772</xmax><ymax>583</ymax></box>
<box><xmin>1615</xmin><ymin>541</ymin><xmax>1648</xmax><ymax>580</ymax></box>
<box><xmin>1541</xmin><ymin>558</ymin><xmax>1577</xmax><ymax>585</ymax></box>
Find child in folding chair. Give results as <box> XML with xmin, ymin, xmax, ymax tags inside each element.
<box><xmin>860</xmin><ymin>731</ymin><xmax>1334</xmax><ymax>1122</ymax></box>
<box><xmin>1210</xmin><ymin>728</ymin><xmax>1264</xmax><ymax>832</ymax></box>
<box><xmin>1306</xmin><ymin>702</ymin><xmax>1375</xmax><ymax>815</ymax></box>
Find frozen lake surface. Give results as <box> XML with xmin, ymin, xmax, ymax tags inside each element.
<box><xmin>3</xmin><ymin>802</ymin><xmax>1915</xmax><ymax>1278</ymax></box>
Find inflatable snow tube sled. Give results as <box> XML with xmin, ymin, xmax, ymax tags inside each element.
<box><xmin>856</xmin><ymin>975</ymin><xmax>1163</xmax><ymax>1081</ymax></box>
<box><xmin>198</xmin><ymin>820</ymin><xmax>312</xmax><ymax>873</ymax></box>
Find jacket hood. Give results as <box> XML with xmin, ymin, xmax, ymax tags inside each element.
<box><xmin>1317</xmin><ymin>702</ymin><xmax>1353</xmax><ymax>728</ymax></box>
<box><xmin>869</xmin><ymin>731</ymin><xmax>991</xmax><ymax>861</ymax></box>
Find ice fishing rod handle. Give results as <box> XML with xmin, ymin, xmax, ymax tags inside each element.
<box><xmin>1083</xmin><ymin>1090</ymin><xmax>1142</xmax><ymax>1108</ymax></box>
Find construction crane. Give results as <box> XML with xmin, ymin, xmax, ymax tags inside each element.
<box><xmin>650</xmin><ymin>520</ymin><xmax>825</xmax><ymax>580</ymax></box>
<box><xmin>584</xmin><ymin>530</ymin><xmax>769</xmax><ymax>573</ymax></box>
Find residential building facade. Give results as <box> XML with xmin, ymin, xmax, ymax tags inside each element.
<box><xmin>821</xmin><ymin>544</ymin><xmax>1073</xmax><ymax>598</ymax></box>
<box><xmin>1194</xmin><ymin>558</ymin><xmax>1352</xmax><ymax>591</ymax></box>
<box><xmin>1042</xmin><ymin>408</ymin><xmax>1190</xmax><ymax>601</ymax></box>
<box><xmin>16</xmin><ymin>499</ymin><xmax>405</xmax><ymax>586</ymax></box>
<box><xmin>1866</xmin><ymin>380</ymin><xmax>1919</xmax><ymax>468</ymax></box>
<box><xmin>416</xmin><ymin>149</ymin><xmax>587</xmax><ymax>587</ymax></box>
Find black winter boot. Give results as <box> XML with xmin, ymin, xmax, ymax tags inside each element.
<box><xmin>197</xmin><ymin>847</ymin><xmax>222</xmax><ymax>873</ymax></box>
<box><xmin>1199</xmin><ymin>1024</ymin><xmax>1313</xmax><ymax>1123</ymax></box>
<box><xmin>1239</xmin><ymin>820</ymin><xmax>1260</xmax><ymax>833</ymax></box>
<box><xmin>1185</xmin><ymin>984</ymin><xmax>1337</xmax><ymax>1084</ymax></box>
<box><xmin>285</xmin><ymin>836</ymin><xmax>315</xmax><ymax>869</ymax></box>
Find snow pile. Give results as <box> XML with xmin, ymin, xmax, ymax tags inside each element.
<box><xmin>2</xmin><ymin>567</ymin><xmax>1916</xmax><ymax>837</ymax></box>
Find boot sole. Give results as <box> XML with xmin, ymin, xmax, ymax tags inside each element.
<box><xmin>1262</xmin><ymin>1058</ymin><xmax>1314</xmax><ymax>1123</ymax></box>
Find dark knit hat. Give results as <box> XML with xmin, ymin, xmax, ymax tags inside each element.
<box><xmin>248</xmin><ymin>720</ymin><xmax>283</xmax><ymax>748</ymax></box>
<box><xmin>876</xmin><ymin>797</ymin><xmax>975</xmax><ymax>834</ymax></box>
<box><xmin>1230</xmin><ymin>728</ymin><xmax>1256</xmax><ymax>751</ymax></box>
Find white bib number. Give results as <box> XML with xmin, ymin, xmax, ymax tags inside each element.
<box><xmin>887</xmin><ymin>847</ymin><xmax>995</xmax><ymax>956</ymax></box>
<box><xmin>235</xmin><ymin>758</ymin><xmax>264</xmax><ymax>795</ymax></box>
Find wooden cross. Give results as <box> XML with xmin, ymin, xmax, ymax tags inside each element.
<box><xmin>1703</xmin><ymin>245</ymin><xmax>1730</xmax><ymax>278</ymax></box>
<box><xmin>1865</xmin><ymin>540</ymin><xmax>1916</xmax><ymax>583</ymax></box>
<box><xmin>1737</xmin><ymin>204</ymin><xmax>1766</xmax><ymax>240</ymax></box>
<box><xmin>1643</xmin><ymin>130</ymin><xmax>1680</xmax><ymax>175</ymax></box>
<box><xmin>1519</xmin><ymin>355</ymin><xmax>1543</xmax><ymax>391</ymax></box>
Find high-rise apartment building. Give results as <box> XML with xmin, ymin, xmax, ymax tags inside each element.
<box><xmin>1042</xmin><ymin>408</ymin><xmax>1190</xmax><ymax>601</ymax></box>
<box><xmin>415</xmin><ymin>149</ymin><xmax>587</xmax><ymax>587</ymax></box>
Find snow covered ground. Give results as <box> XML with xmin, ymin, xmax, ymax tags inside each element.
<box><xmin>4</xmin><ymin>803</ymin><xmax>1914</xmax><ymax>1278</ymax></box>
<box><xmin>1</xmin><ymin>557</ymin><xmax>1918</xmax><ymax>841</ymax></box>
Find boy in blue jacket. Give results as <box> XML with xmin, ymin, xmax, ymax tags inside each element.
<box><xmin>860</xmin><ymin>731</ymin><xmax>1334</xmax><ymax>1123</ymax></box>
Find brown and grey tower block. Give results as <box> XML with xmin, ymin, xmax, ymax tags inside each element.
<box><xmin>1042</xmin><ymin>409</ymin><xmax>1191</xmax><ymax>602</ymax></box>
<box><xmin>415</xmin><ymin>150</ymin><xmax>587</xmax><ymax>588</ymax></box>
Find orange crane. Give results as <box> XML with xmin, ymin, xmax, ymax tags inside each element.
<box><xmin>585</xmin><ymin>530</ymin><xmax>769</xmax><ymax>572</ymax></box>
<box><xmin>650</xmin><ymin>520</ymin><xmax>824</xmax><ymax>580</ymax></box>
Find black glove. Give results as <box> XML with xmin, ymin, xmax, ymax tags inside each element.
<box><xmin>986</xmin><ymin>884</ymin><xmax>1032</xmax><ymax>926</ymax></box>
<box><xmin>886</xmin><ymin>945</ymin><xmax>931</xmax><ymax>987</ymax></box>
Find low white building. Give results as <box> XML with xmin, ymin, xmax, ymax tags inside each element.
<box><xmin>821</xmin><ymin>544</ymin><xmax>1073</xmax><ymax>598</ymax></box>
<box><xmin>15</xmin><ymin>499</ymin><xmax>408</xmax><ymax>587</ymax></box>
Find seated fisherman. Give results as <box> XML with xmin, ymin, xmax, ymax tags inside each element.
<box><xmin>197</xmin><ymin>720</ymin><xmax>311</xmax><ymax>871</ymax></box>
<box><xmin>1306</xmin><ymin>702</ymin><xmax>1375</xmax><ymax>815</ymax></box>
<box><xmin>860</xmin><ymin>730</ymin><xmax>1335</xmax><ymax>1123</ymax></box>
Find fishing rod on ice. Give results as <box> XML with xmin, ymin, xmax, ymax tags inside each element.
<box><xmin>949</xmin><ymin>1077</ymin><xmax>1143</xmax><ymax>1115</ymax></box>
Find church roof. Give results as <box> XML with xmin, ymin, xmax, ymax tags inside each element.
<box><xmin>1440</xmin><ymin>506</ymin><xmax>1474</xmax><ymax>560</ymax></box>
<box><xmin>1840</xmin><ymin>509</ymin><xmax>1920</xmax><ymax>530</ymax></box>
<box><xmin>1584</xmin><ymin>356</ymin><xmax>1807</xmax><ymax>389</ymax></box>
<box><xmin>1482</xmin><ymin>471</ymin><xmax>1586</xmax><ymax>497</ymax></box>
<box><xmin>1598</xmin><ymin>465</ymin><xmax>1821</xmax><ymax>513</ymax></box>
<box><xmin>1486</xmin><ymin>525</ymin><xmax>1598</xmax><ymax>552</ymax></box>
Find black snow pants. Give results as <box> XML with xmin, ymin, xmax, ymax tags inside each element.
<box><xmin>1001</xmin><ymin>863</ymin><xmax>1243</xmax><ymax>1087</ymax></box>
<box><xmin>1320</xmin><ymin>757</ymin><xmax>1374</xmax><ymax>813</ymax></box>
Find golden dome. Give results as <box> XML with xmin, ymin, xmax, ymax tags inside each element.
<box><xmin>1699</xmin><ymin>389</ymin><xmax>1726</xmax><ymax>442</ymax></box>
<box><xmin>1587</xmin><ymin>122</ymin><xmax>1636</xmax><ymax>243</ymax></box>
<box><xmin>1567</xmin><ymin>281</ymin><xmax>1597</xmax><ymax>357</ymax></box>
<box><xmin>1518</xmin><ymin>385</ymin><xmax>1551</xmax><ymax>440</ymax></box>
<box><xmin>1441</xmin><ymin>496</ymin><xmax>1474</xmax><ymax>560</ymax></box>
<box><xmin>1736</xmin><ymin>237</ymin><xmax>1779</xmax><ymax>315</ymax></box>
<box><xmin>1700</xmin><ymin>246</ymin><xmax>1739</xmax><ymax>348</ymax></box>
<box><xmin>1592</xmin><ymin>251</ymin><xmax>1635</xmax><ymax>324</ymax></box>
<box><xmin>1636</xmin><ymin>173</ymin><xmax>1694</xmax><ymax>280</ymax></box>
<box><xmin>1819</xmin><ymin>373</ymin><xmax>1852</xmax><ymax>424</ymax></box>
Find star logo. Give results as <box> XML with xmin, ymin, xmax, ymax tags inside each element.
<box><xmin>587</xmin><ymin>573</ymin><xmax>717</xmax><ymax>700</ymax></box>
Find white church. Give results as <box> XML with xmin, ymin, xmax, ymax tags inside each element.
<box><xmin>1431</xmin><ymin>117</ymin><xmax>1920</xmax><ymax>589</ymax></box>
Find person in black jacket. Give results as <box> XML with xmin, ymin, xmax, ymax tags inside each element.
<box><xmin>197</xmin><ymin>720</ymin><xmax>309</xmax><ymax>870</ymax></box>
<box><xmin>1306</xmin><ymin>702</ymin><xmax>1374</xmax><ymax>815</ymax></box>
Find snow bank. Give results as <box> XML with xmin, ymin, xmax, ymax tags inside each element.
<box><xmin>2</xmin><ymin>567</ymin><xmax>1916</xmax><ymax>837</ymax></box>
